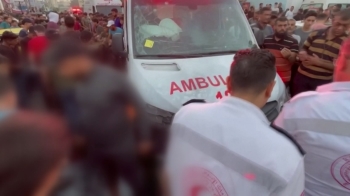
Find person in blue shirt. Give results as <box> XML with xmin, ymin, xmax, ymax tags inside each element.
<box><xmin>111</xmin><ymin>8</ymin><xmax>122</xmax><ymax>28</ymax></box>
<box><xmin>0</xmin><ymin>16</ymin><xmax>11</xmax><ymax>29</ymax></box>
<box><xmin>107</xmin><ymin>20</ymin><xmax>123</xmax><ymax>37</ymax></box>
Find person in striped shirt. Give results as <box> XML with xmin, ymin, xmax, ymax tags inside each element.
<box><xmin>292</xmin><ymin>9</ymin><xmax>350</xmax><ymax>96</ymax></box>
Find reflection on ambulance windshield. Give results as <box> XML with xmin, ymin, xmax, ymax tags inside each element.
<box><xmin>132</xmin><ymin>0</ymin><xmax>255</xmax><ymax>57</ymax></box>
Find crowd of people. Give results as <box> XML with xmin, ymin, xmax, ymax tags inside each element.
<box><xmin>246</xmin><ymin>5</ymin><xmax>350</xmax><ymax>98</ymax></box>
<box><xmin>0</xmin><ymin>3</ymin><xmax>349</xmax><ymax>196</ymax></box>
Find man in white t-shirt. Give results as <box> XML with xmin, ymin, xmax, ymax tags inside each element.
<box><xmin>285</xmin><ymin>6</ymin><xmax>295</xmax><ymax>19</ymax></box>
<box><xmin>274</xmin><ymin>39</ymin><xmax>350</xmax><ymax>196</ymax></box>
<box><xmin>165</xmin><ymin>49</ymin><xmax>305</xmax><ymax>196</ymax></box>
<box><xmin>272</xmin><ymin>2</ymin><xmax>279</xmax><ymax>13</ymax></box>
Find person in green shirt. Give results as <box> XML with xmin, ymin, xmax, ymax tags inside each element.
<box><xmin>0</xmin><ymin>16</ymin><xmax>11</xmax><ymax>29</ymax></box>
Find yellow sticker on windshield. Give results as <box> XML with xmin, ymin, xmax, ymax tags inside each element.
<box><xmin>144</xmin><ymin>39</ymin><xmax>154</xmax><ymax>48</ymax></box>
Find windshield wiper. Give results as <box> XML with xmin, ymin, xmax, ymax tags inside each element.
<box><xmin>136</xmin><ymin>54</ymin><xmax>206</xmax><ymax>58</ymax></box>
<box><xmin>196</xmin><ymin>50</ymin><xmax>238</xmax><ymax>56</ymax></box>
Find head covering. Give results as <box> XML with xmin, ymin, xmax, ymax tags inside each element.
<box><xmin>48</xmin><ymin>12</ymin><xmax>59</xmax><ymax>23</ymax></box>
<box><xmin>107</xmin><ymin>20</ymin><xmax>114</xmax><ymax>27</ymax></box>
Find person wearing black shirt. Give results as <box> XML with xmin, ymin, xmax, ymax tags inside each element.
<box><xmin>294</xmin><ymin>9</ymin><xmax>304</xmax><ymax>21</ymax></box>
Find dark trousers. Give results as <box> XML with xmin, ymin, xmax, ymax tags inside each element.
<box><xmin>292</xmin><ymin>72</ymin><xmax>332</xmax><ymax>97</ymax></box>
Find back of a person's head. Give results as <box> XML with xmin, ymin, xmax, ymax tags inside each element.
<box><xmin>335</xmin><ymin>4</ymin><xmax>342</xmax><ymax>10</ymax></box>
<box><xmin>0</xmin><ymin>112</ymin><xmax>70</xmax><ymax>196</ymax></box>
<box><xmin>43</xmin><ymin>40</ymin><xmax>88</xmax><ymax>69</ymax></box>
<box><xmin>229</xmin><ymin>49</ymin><xmax>276</xmax><ymax>94</ymax></box>
<box><xmin>33</xmin><ymin>24</ymin><xmax>45</xmax><ymax>33</ymax></box>
<box><xmin>271</xmin><ymin>14</ymin><xmax>278</xmax><ymax>20</ymax></box>
<box><xmin>45</xmin><ymin>29</ymin><xmax>60</xmax><ymax>41</ymax></box>
<box><xmin>80</xmin><ymin>30</ymin><xmax>93</xmax><ymax>43</ymax></box>
<box><xmin>316</xmin><ymin>13</ymin><xmax>328</xmax><ymax>21</ymax></box>
<box><xmin>64</xmin><ymin>16</ymin><xmax>75</xmax><ymax>28</ymax></box>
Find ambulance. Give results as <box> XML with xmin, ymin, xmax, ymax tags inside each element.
<box><xmin>112</xmin><ymin>0</ymin><xmax>286</xmax><ymax>123</ymax></box>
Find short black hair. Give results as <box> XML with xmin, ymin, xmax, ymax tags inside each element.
<box><xmin>33</xmin><ymin>25</ymin><xmax>45</xmax><ymax>33</ymax></box>
<box><xmin>317</xmin><ymin>13</ymin><xmax>328</xmax><ymax>20</ymax></box>
<box><xmin>230</xmin><ymin>49</ymin><xmax>276</xmax><ymax>94</ymax></box>
<box><xmin>1</xmin><ymin>31</ymin><xmax>18</xmax><ymax>40</ymax></box>
<box><xmin>28</xmin><ymin>26</ymin><xmax>35</xmax><ymax>34</ymax></box>
<box><xmin>80</xmin><ymin>30</ymin><xmax>93</xmax><ymax>43</ymax></box>
<box><xmin>275</xmin><ymin>16</ymin><xmax>288</xmax><ymax>24</ymax></box>
<box><xmin>335</xmin><ymin>4</ymin><xmax>342</xmax><ymax>9</ymax></box>
<box><xmin>3</xmin><ymin>16</ymin><xmax>8</xmax><ymax>20</ymax></box>
<box><xmin>303</xmin><ymin>9</ymin><xmax>309</xmax><ymax>14</ymax></box>
<box><xmin>43</xmin><ymin>40</ymin><xmax>89</xmax><ymax>69</ymax></box>
<box><xmin>259</xmin><ymin>7</ymin><xmax>271</xmax><ymax>14</ymax></box>
<box><xmin>298</xmin><ymin>8</ymin><xmax>303</xmax><ymax>13</ymax></box>
<box><xmin>92</xmin><ymin>18</ymin><xmax>98</xmax><ymax>23</ymax></box>
<box><xmin>334</xmin><ymin>9</ymin><xmax>350</xmax><ymax>21</ymax></box>
<box><xmin>304</xmin><ymin>10</ymin><xmax>318</xmax><ymax>19</ymax></box>
<box><xmin>318</xmin><ymin>7</ymin><xmax>324</xmax><ymax>12</ymax></box>
<box><xmin>0</xmin><ymin>112</ymin><xmax>70</xmax><ymax>196</ymax></box>
<box><xmin>347</xmin><ymin>5</ymin><xmax>350</xmax><ymax>8</ymax></box>
<box><xmin>111</xmin><ymin>8</ymin><xmax>118</xmax><ymax>12</ymax></box>
<box><xmin>21</xmin><ymin>18</ymin><xmax>32</xmax><ymax>25</ymax></box>
<box><xmin>64</xmin><ymin>16</ymin><xmax>75</xmax><ymax>28</ymax></box>
<box><xmin>271</xmin><ymin>14</ymin><xmax>278</xmax><ymax>20</ymax></box>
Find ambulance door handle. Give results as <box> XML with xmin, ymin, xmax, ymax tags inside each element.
<box><xmin>141</xmin><ymin>63</ymin><xmax>180</xmax><ymax>71</ymax></box>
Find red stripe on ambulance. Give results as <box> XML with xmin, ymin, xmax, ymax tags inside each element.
<box><xmin>170</xmin><ymin>75</ymin><xmax>227</xmax><ymax>95</ymax></box>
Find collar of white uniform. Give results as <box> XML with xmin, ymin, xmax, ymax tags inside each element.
<box><xmin>220</xmin><ymin>96</ymin><xmax>269</xmax><ymax>124</ymax></box>
<box><xmin>317</xmin><ymin>82</ymin><xmax>350</xmax><ymax>92</ymax></box>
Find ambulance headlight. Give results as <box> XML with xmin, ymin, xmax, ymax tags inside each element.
<box><xmin>261</xmin><ymin>101</ymin><xmax>279</xmax><ymax>122</ymax></box>
<box><xmin>145</xmin><ymin>104</ymin><xmax>174</xmax><ymax>125</ymax></box>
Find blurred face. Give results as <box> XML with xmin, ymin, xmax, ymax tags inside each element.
<box><xmin>59</xmin><ymin>55</ymin><xmax>93</xmax><ymax>81</ymax></box>
<box><xmin>304</xmin><ymin>16</ymin><xmax>316</xmax><ymax>28</ymax></box>
<box><xmin>112</xmin><ymin>11</ymin><xmax>117</xmax><ymax>17</ymax></box>
<box><xmin>6</xmin><ymin>18</ymin><xmax>11</xmax><ymax>23</ymax></box>
<box><xmin>254</xmin><ymin>13</ymin><xmax>259</xmax><ymax>19</ymax></box>
<box><xmin>260</xmin><ymin>10</ymin><xmax>272</xmax><ymax>24</ymax></box>
<box><xmin>289</xmin><ymin>20</ymin><xmax>296</xmax><ymax>31</ymax></box>
<box><xmin>270</xmin><ymin>18</ymin><xmax>276</xmax><ymax>28</ymax></box>
<box><xmin>24</xmin><ymin>22</ymin><xmax>33</xmax><ymax>28</ymax></box>
<box><xmin>274</xmin><ymin>20</ymin><xmax>288</xmax><ymax>38</ymax></box>
<box><xmin>291</xmin><ymin>6</ymin><xmax>294</xmax><ymax>11</ymax></box>
<box><xmin>332</xmin><ymin>16</ymin><xmax>350</xmax><ymax>36</ymax></box>
<box><xmin>4</xmin><ymin>39</ymin><xmax>18</xmax><ymax>48</ymax></box>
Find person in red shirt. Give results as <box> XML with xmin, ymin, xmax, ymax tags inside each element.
<box><xmin>28</xmin><ymin>25</ymin><xmax>49</xmax><ymax>66</ymax></box>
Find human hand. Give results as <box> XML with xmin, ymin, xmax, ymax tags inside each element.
<box><xmin>298</xmin><ymin>51</ymin><xmax>308</xmax><ymax>61</ymax></box>
<box><xmin>306</xmin><ymin>54</ymin><xmax>321</xmax><ymax>65</ymax></box>
<box><xmin>281</xmin><ymin>48</ymin><xmax>292</xmax><ymax>58</ymax></box>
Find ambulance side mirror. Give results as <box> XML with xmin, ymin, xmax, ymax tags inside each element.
<box><xmin>111</xmin><ymin>33</ymin><xmax>127</xmax><ymax>58</ymax></box>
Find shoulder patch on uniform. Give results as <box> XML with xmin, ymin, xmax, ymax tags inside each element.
<box><xmin>271</xmin><ymin>123</ymin><xmax>305</xmax><ymax>156</ymax></box>
<box><xmin>289</xmin><ymin>91</ymin><xmax>318</xmax><ymax>103</ymax></box>
<box><xmin>182</xmin><ymin>99</ymin><xmax>206</xmax><ymax>106</ymax></box>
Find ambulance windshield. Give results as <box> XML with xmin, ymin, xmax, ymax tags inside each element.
<box><xmin>132</xmin><ymin>0</ymin><xmax>256</xmax><ymax>58</ymax></box>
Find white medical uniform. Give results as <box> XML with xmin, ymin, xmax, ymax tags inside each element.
<box><xmin>274</xmin><ymin>82</ymin><xmax>350</xmax><ymax>196</ymax></box>
<box><xmin>166</xmin><ymin>97</ymin><xmax>305</xmax><ymax>196</ymax></box>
